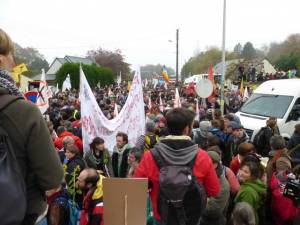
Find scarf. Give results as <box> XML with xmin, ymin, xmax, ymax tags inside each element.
<box><xmin>0</xmin><ymin>69</ymin><xmax>23</xmax><ymax>97</ymax></box>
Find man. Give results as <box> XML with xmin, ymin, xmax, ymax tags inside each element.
<box><xmin>77</xmin><ymin>168</ymin><xmax>104</xmax><ymax>225</ymax></box>
<box><xmin>0</xmin><ymin>28</ymin><xmax>63</xmax><ymax>225</ymax></box>
<box><xmin>54</xmin><ymin>125</ymin><xmax>83</xmax><ymax>153</ymax></box>
<box><xmin>135</xmin><ymin>121</ymin><xmax>159</xmax><ymax>152</ymax></box>
<box><xmin>112</xmin><ymin>132</ymin><xmax>132</xmax><ymax>178</ymax></box>
<box><xmin>135</xmin><ymin>108</ymin><xmax>220</xmax><ymax>225</ymax></box>
<box><xmin>254</xmin><ymin>117</ymin><xmax>280</xmax><ymax>157</ymax></box>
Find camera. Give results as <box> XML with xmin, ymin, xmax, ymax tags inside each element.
<box><xmin>283</xmin><ymin>173</ymin><xmax>300</xmax><ymax>206</ymax></box>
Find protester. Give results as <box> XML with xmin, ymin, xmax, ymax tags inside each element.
<box><xmin>200</xmin><ymin>151</ymin><xmax>230</xmax><ymax>225</ymax></box>
<box><xmin>64</xmin><ymin>144</ymin><xmax>86</xmax><ymax>207</ymax></box>
<box><xmin>230</xmin><ymin>142</ymin><xmax>256</xmax><ymax>175</ymax></box>
<box><xmin>192</xmin><ymin>120</ymin><xmax>211</xmax><ymax>149</ymax></box>
<box><xmin>269</xmin><ymin>157</ymin><xmax>299</xmax><ymax>225</ymax></box>
<box><xmin>77</xmin><ymin>168</ymin><xmax>104</xmax><ymax>225</ymax></box>
<box><xmin>135</xmin><ymin>121</ymin><xmax>159</xmax><ymax>152</ymax></box>
<box><xmin>127</xmin><ymin>147</ymin><xmax>143</xmax><ymax>178</ymax></box>
<box><xmin>135</xmin><ymin>108</ymin><xmax>220</xmax><ymax>225</ymax></box>
<box><xmin>55</xmin><ymin>125</ymin><xmax>83</xmax><ymax>153</ymax></box>
<box><xmin>235</xmin><ymin>158</ymin><xmax>267</xmax><ymax>225</ymax></box>
<box><xmin>266</xmin><ymin>135</ymin><xmax>290</xmax><ymax>184</ymax></box>
<box><xmin>112</xmin><ymin>132</ymin><xmax>132</xmax><ymax>178</ymax></box>
<box><xmin>0</xmin><ymin>28</ymin><xmax>63</xmax><ymax>225</ymax></box>
<box><xmin>84</xmin><ymin>137</ymin><xmax>114</xmax><ymax>177</ymax></box>
<box><xmin>232</xmin><ymin>202</ymin><xmax>256</xmax><ymax>225</ymax></box>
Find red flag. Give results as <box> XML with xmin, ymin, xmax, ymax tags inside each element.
<box><xmin>208</xmin><ymin>65</ymin><xmax>214</xmax><ymax>82</ymax></box>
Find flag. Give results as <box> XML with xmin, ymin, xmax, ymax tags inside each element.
<box><xmin>164</xmin><ymin>82</ymin><xmax>168</xmax><ymax>90</ymax></box>
<box><xmin>174</xmin><ymin>88</ymin><xmax>181</xmax><ymax>108</ymax></box>
<box><xmin>114</xmin><ymin>103</ymin><xmax>119</xmax><ymax>117</ymax></box>
<box><xmin>162</xmin><ymin>65</ymin><xmax>170</xmax><ymax>83</ymax></box>
<box><xmin>148</xmin><ymin>93</ymin><xmax>152</xmax><ymax>110</ymax></box>
<box><xmin>195</xmin><ymin>99</ymin><xmax>200</xmax><ymax>121</ymax></box>
<box><xmin>208</xmin><ymin>65</ymin><xmax>214</xmax><ymax>82</ymax></box>
<box><xmin>62</xmin><ymin>74</ymin><xmax>72</xmax><ymax>91</ymax></box>
<box><xmin>208</xmin><ymin>65</ymin><xmax>216</xmax><ymax>102</ymax></box>
<box><xmin>19</xmin><ymin>74</ymin><xmax>32</xmax><ymax>93</ymax></box>
<box><xmin>145</xmin><ymin>78</ymin><xmax>148</xmax><ymax>87</ymax></box>
<box><xmin>240</xmin><ymin>78</ymin><xmax>244</xmax><ymax>95</ymax></box>
<box><xmin>12</xmin><ymin>63</ymin><xmax>28</xmax><ymax>83</ymax></box>
<box><xmin>108</xmin><ymin>88</ymin><xmax>113</xmax><ymax>96</ymax></box>
<box><xmin>36</xmin><ymin>69</ymin><xmax>52</xmax><ymax>114</ymax></box>
<box><xmin>55</xmin><ymin>83</ymin><xmax>59</xmax><ymax>95</ymax></box>
<box><xmin>243</xmin><ymin>86</ymin><xmax>249</xmax><ymax>101</ymax></box>
<box><xmin>117</xmin><ymin>72</ymin><xmax>122</xmax><ymax>86</ymax></box>
<box><xmin>127</xmin><ymin>81</ymin><xmax>131</xmax><ymax>91</ymax></box>
<box><xmin>159</xmin><ymin>95</ymin><xmax>164</xmax><ymax>112</ymax></box>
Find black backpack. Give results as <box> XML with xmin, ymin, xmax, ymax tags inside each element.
<box><xmin>150</xmin><ymin>147</ymin><xmax>207</xmax><ymax>225</ymax></box>
<box><xmin>0</xmin><ymin>94</ymin><xmax>27</xmax><ymax>225</ymax></box>
<box><xmin>253</xmin><ymin>127</ymin><xmax>267</xmax><ymax>154</ymax></box>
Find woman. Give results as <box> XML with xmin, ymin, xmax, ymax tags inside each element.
<box><xmin>64</xmin><ymin>144</ymin><xmax>85</xmax><ymax>207</ymax></box>
<box><xmin>84</xmin><ymin>137</ymin><xmax>114</xmax><ymax>177</ymax></box>
<box><xmin>235</xmin><ymin>159</ymin><xmax>266</xmax><ymax>225</ymax></box>
<box><xmin>232</xmin><ymin>202</ymin><xmax>256</xmax><ymax>225</ymax></box>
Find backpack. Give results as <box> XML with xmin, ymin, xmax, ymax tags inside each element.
<box><xmin>0</xmin><ymin>94</ymin><xmax>27</xmax><ymax>225</ymax></box>
<box><xmin>144</xmin><ymin>134</ymin><xmax>159</xmax><ymax>151</ymax></box>
<box><xmin>150</xmin><ymin>147</ymin><xmax>207</xmax><ymax>225</ymax></box>
<box><xmin>253</xmin><ymin>127</ymin><xmax>267</xmax><ymax>154</ymax></box>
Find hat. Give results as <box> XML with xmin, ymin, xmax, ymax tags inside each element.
<box><xmin>199</xmin><ymin>121</ymin><xmax>211</xmax><ymax>137</ymax></box>
<box><xmin>228</xmin><ymin>121</ymin><xmax>242</xmax><ymax>130</ymax></box>
<box><xmin>207</xmin><ymin>151</ymin><xmax>221</xmax><ymax>164</ymax></box>
<box><xmin>276</xmin><ymin>157</ymin><xmax>291</xmax><ymax>171</ymax></box>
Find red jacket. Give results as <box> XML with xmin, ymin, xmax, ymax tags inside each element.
<box><xmin>229</xmin><ymin>155</ymin><xmax>240</xmax><ymax>175</ymax></box>
<box><xmin>54</xmin><ymin>131</ymin><xmax>83</xmax><ymax>152</ymax></box>
<box><xmin>134</xmin><ymin>149</ymin><xmax>220</xmax><ymax>221</ymax></box>
<box><xmin>270</xmin><ymin>172</ymin><xmax>299</xmax><ymax>225</ymax></box>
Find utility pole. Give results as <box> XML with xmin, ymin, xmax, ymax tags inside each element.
<box><xmin>221</xmin><ymin>0</ymin><xmax>227</xmax><ymax>115</ymax></box>
<box><xmin>176</xmin><ymin>29</ymin><xmax>179</xmax><ymax>85</ymax></box>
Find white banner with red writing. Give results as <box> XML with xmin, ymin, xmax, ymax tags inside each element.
<box><xmin>80</xmin><ymin>67</ymin><xmax>145</xmax><ymax>153</ymax></box>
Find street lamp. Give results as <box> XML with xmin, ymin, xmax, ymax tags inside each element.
<box><xmin>168</xmin><ymin>29</ymin><xmax>179</xmax><ymax>85</ymax></box>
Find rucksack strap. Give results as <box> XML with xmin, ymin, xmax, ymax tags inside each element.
<box><xmin>0</xmin><ymin>94</ymin><xmax>22</xmax><ymax>112</ymax></box>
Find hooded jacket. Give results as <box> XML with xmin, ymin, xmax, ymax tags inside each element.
<box><xmin>235</xmin><ymin>179</ymin><xmax>267</xmax><ymax>225</ymax></box>
<box><xmin>0</xmin><ymin>87</ymin><xmax>64</xmax><ymax>216</ymax></box>
<box><xmin>54</xmin><ymin>131</ymin><xmax>83</xmax><ymax>152</ymax></box>
<box><xmin>134</xmin><ymin>137</ymin><xmax>220</xmax><ymax>221</ymax></box>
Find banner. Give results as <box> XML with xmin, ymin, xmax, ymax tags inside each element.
<box><xmin>80</xmin><ymin>67</ymin><xmax>145</xmax><ymax>153</ymax></box>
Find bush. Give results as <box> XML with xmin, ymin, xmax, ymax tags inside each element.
<box><xmin>55</xmin><ymin>63</ymin><xmax>114</xmax><ymax>89</ymax></box>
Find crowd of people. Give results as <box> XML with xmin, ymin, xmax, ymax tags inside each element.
<box><xmin>1</xmin><ymin>28</ymin><xmax>300</xmax><ymax>225</ymax></box>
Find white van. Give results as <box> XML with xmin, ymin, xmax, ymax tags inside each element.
<box><xmin>236</xmin><ymin>79</ymin><xmax>300</xmax><ymax>141</ymax></box>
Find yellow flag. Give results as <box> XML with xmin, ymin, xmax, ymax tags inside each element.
<box><xmin>240</xmin><ymin>78</ymin><xmax>244</xmax><ymax>94</ymax></box>
<box><xmin>12</xmin><ymin>63</ymin><xmax>28</xmax><ymax>83</ymax></box>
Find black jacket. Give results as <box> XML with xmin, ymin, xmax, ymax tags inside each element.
<box><xmin>112</xmin><ymin>147</ymin><xmax>131</xmax><ymax>178</ymax></box>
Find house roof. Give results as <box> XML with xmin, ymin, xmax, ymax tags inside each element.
<box><xmin>64</xmin><ymin>55</ymin><xmax>94</xmax><ymax>65</ymax></box>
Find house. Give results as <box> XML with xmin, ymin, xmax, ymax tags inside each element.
<box><xmin>32</xmin><ymin>55</ymin><xmax>95</xmax><ymax>85</ymax></box>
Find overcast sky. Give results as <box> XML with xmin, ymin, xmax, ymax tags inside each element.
<box><xmin>1</xmin><ymin>0</ymin><xmax>299</xmax><ymax>72</ymax></box>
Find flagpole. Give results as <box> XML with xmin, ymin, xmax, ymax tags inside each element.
<box><xmin>220</xmin><ymin>0</ymin><xmax>227</xmax><ymax>115</ymax></box>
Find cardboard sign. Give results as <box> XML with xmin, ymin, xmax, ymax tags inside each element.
<box><xmin>103</xmin><ymin>178</ymin><xmax>148</xmax><ymax>225</ymax></box>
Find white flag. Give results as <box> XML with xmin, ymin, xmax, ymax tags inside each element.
<box><xmin>114</xmin><ymin>103</ymin><xmax>119</xmax><ymax>117</ymax></box>
<box><xmin>195</xmin><ymin>99</ymin><xmax>200</xmax><ymax>121</ymax></box>
<box><xmin>174</xmin><ymin>88</ymin><xmax>181</xmax><ymax>108</ymax></box>
<box><xmin>55</xmin><ymin>83</ymin><xmax>59</xmax><ymax>95</ymax></box>
<box><xmin>159</xmin><ymin>95</ymin><xmax>164</xmax><ymax>112</ymax></box>
<box><xmin>145</xmin><ymin>78</ymin><xmax>148</xmax><ymax>87</ymax></box>
<box><xmin>62</xmin><ymin>74</ymin><xmax>72</xmax><ymax>91</ymax></box>
<box><xmin>80</xmin><ymin>66</ymin><xmax>145</xmax><ymax>153</ymax></box>
<box><xmin>36</xmin><ymin>69</ymin><xmax>52</xmax><ymax>114</ymax></box>
<box><xmin>243</xmin><ymin>86</ymin><xmax>249</xmax><ymax>102</ymax></box>
<box><xmin>164</xmin><ymin>82</ymin><xmax>168</xmax><ymax>90</ymax></box>
<box><xmin>117</xmin><ymin>72</ymin><xmax>122</xmax><ymax>86</ymax></box>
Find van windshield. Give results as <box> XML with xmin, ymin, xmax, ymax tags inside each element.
<box><xmin>240</xmin><ymin>93</ymin><xmax>293</xmax><ymax>118</ymax></box>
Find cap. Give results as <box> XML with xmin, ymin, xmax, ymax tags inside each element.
<box><xmin>228</xmin><ymin>121</ymin><xmax>242</xmax><ymax>130</ymax></box>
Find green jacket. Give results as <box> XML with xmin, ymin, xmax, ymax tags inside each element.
<box><xmin>0</xmin><ymin>87</ymin><xmax>64</xmax><ymax>215</ymax></box>
<box><xmin>235</xmin><ymin>179</ymin><xmax>267</xmax><ymax>225</ymax></box>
